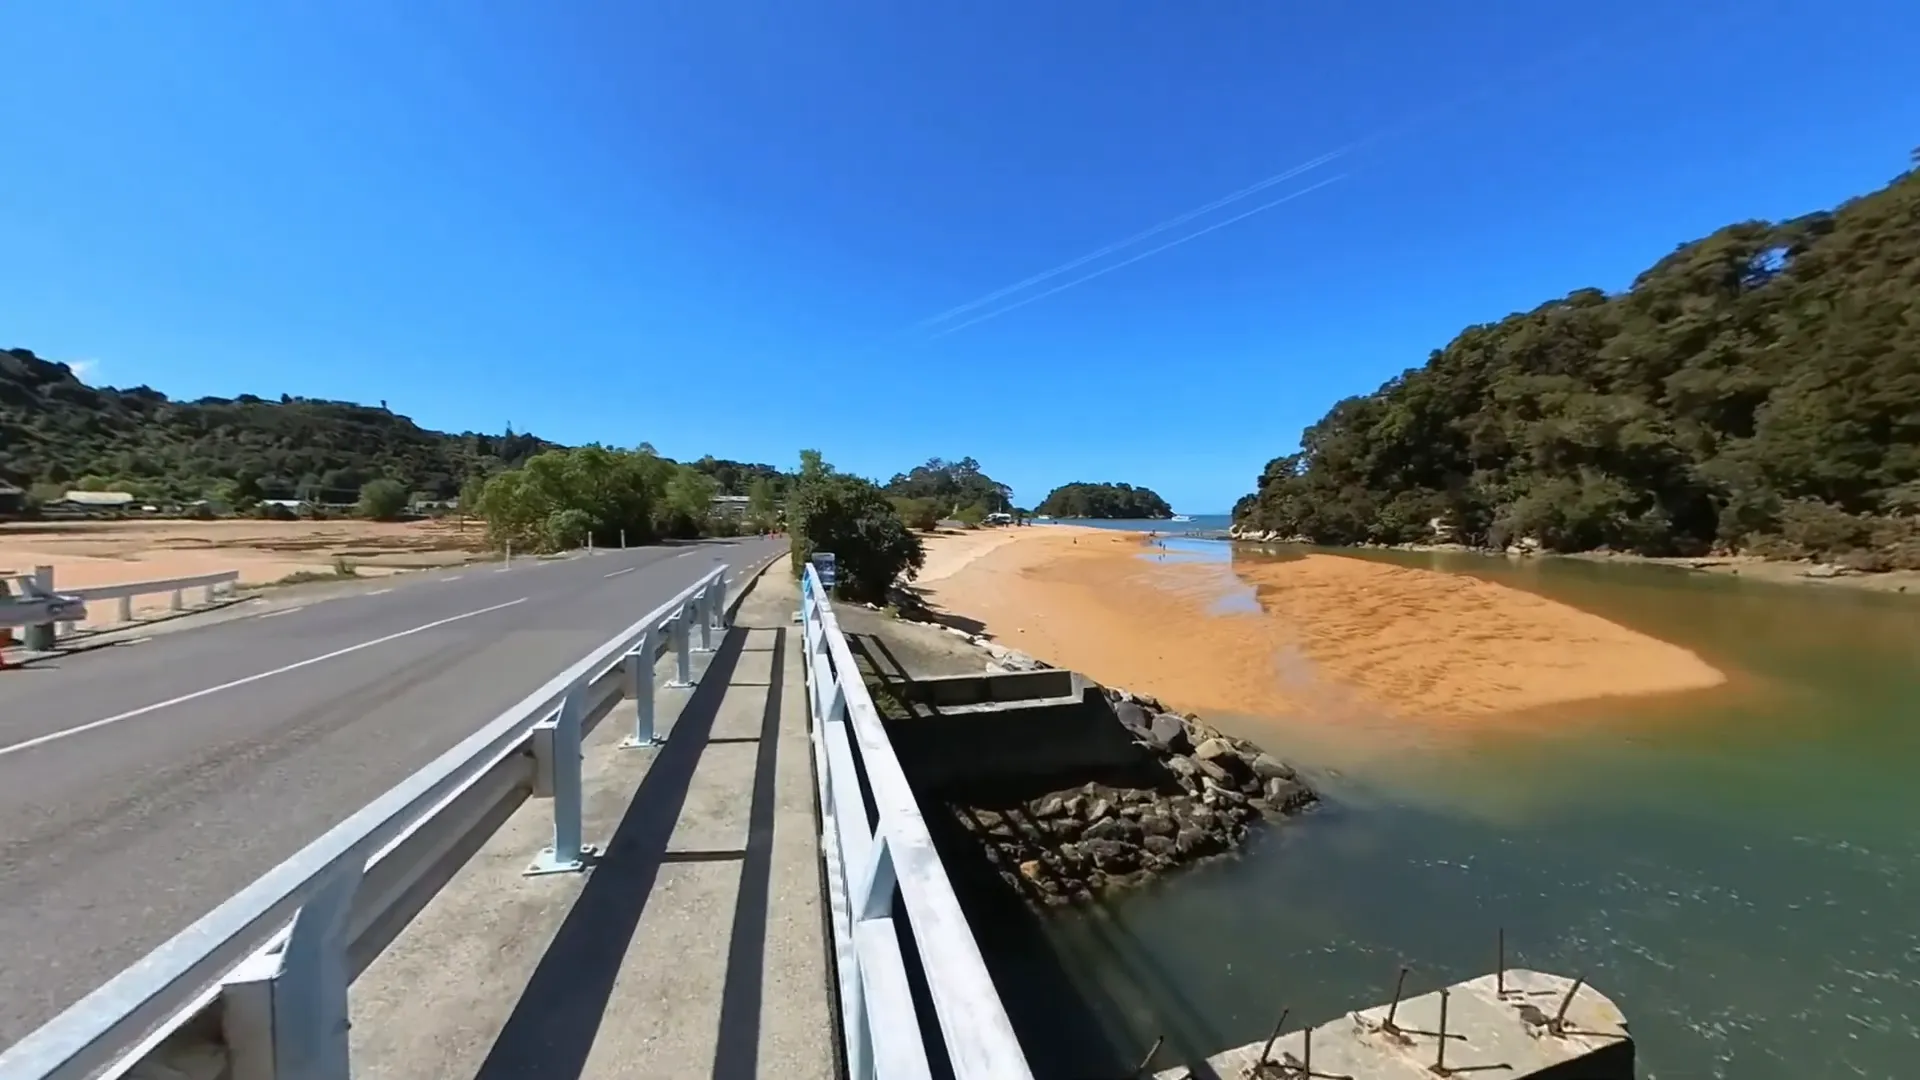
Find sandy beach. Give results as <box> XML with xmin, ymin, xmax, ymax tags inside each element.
<box><xmin>911</xmin><ymin>525</ymin><xmax>1727</xmax><ymax>726</ymax></box>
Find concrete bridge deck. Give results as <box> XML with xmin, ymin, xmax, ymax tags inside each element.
<box><xmin>347</xmin><ymin>569</ymin><xmax>834</xmax><ymax>1079</ymax></box>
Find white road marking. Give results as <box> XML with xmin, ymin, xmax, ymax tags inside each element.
<box><xmin>440</xmin><ymin>575</ymin><xmax>464</xmax><ymax>583</ymax></box>
<box><xmin>604</xmin><ymin>567</ymin><xmax>636</xmax><ymax>579</ymax></box>
<box><xmin>0</xmin><ymin>597</ymin><xmax>530</xmax><ymax>759</ymax></box>
<box><xmin>257</xmin><ymin>608</ymin><xmax>298</xmax><ymax>620</ymax></box>
<box><xmin>366</xmin><ymin>588</ymin><xmax>394</xmax><ymax>596</ymax></box>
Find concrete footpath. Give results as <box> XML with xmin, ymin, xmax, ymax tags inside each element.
<box><xmin>350</xmin><ymin>566</ymin><xmax>836</xmax><ymax>1079</ymax></box>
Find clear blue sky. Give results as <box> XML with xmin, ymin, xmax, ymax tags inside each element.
<box><xmin>4</xmin><ymin>1</ymin><xmax>1914</xmax><ymax>512</ymax></box>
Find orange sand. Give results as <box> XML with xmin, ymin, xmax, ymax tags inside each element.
<box><xmin>916</xmin><ymin>527</ymin><xmax>1727</xmax><ymax>725</ymax></box>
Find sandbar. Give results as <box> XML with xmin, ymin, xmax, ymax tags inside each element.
<box><xmin>914</xmin><ymin>527</ymin><xmax>1727</xmax><ymax>725</ymax></box>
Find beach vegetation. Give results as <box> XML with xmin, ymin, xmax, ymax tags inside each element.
<box><xmin>1234</xmin><ymin>155</ymin><xmax>1920</xmax><ymax>568</ymax></box>
<box><xmin>883</xmin><ymin>456</ymin><xmax>1013</xmax><ymax>520</ymax></box>
<box><xmin>790</xmin><ymin>449</ymin><xmax>926</xmax><ymax>603</ymax></box>
<box><xmin>889</xmin><ymin>495</ymin><xmax>942</xmax><ymax>532</ymax></box>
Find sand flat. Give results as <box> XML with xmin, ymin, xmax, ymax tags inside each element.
<box><xmin>916</xmin><ymin>528</ymin><xmax>1726</xmax><ymax>723</ymax></box>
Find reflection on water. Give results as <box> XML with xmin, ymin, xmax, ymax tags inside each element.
<box><xmin>1035</xmin><ymin>546</ymin><xmax>1920</xmax><ymax>1079</ymax></box>
<box><xmin>1134</xmin><ymin>537</ymin><xmax>1262</xmax><ymax>613</ymax></box>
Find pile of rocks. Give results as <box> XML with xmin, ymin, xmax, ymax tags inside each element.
<box><xmin>955</xmin><ymin>686</ymin><xmax>1316</xmax><ymax>907</ymax></box>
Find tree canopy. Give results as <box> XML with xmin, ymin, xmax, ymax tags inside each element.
<box><xmin>1234</xmin><ymin>156</ymin><xmax>1920</xmax><ymax>571</ymax></box>
<box><xmin>1035</xmin><ymin>482</ymin><xmax>1174</xmax><ymax>520</ymax></box>
<box><xmin>789</xmin><ymin>450</ymin><xmax>925</xmax><ymax>603</ymax></box>
<box><xmin>883</xmin><ymin>456</ymin><xmax>1013</xmax><ymax>517</ymax></box>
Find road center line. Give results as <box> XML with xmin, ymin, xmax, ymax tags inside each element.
<box><xmin>366</xmin><ymin>587</ymin><xmax>394</xmax><ymax>596</ymax></box>
<box><xmin>0</xmin><ymin>597</ymin><xmax>530</xmax><ymax>759</ymax></box>
<box><xmin>257</xmin><ymin>608</ymin><xmax>298</xmax><ymax>620</ymax></box>
<box><xmin>604</xmin><ymin>567</ymin><xmax>636</xmax><ymax>579</ymax></box>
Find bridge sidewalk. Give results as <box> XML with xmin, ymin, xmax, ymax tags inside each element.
<box><xmin>350</xmin><ymin>567</ymin><xmax>836</xmax><ymax>1079</ymax></box>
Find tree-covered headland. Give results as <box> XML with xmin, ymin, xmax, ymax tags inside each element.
<box><xmin>1234</xmin><ymin>155</ymin><xmax>1920</xmax><ymax>571</ymax></box>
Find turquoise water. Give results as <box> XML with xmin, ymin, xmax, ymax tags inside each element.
<box><xmin>1025</xmin><ymin>544</ymin><xmax>1920</xmax><ymax>1079</ymax></box>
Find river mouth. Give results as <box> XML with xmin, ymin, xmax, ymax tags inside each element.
<box><xmin>1016</xmin><ymin>544</ymin><xmax>1920</xmax><ymax>1079</ymax></box>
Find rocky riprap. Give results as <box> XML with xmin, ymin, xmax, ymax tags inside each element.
<box><xmin>955</xmin><ymin>686</ymin><xmax>1317</xmax><ymax>907</ymax></box>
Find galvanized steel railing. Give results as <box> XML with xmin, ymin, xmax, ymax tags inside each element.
<box><xmin>0</xmin><ymin>563</ymin><xmax>742</xmax><ymax>1080</ymax></box>
<box><xmin>2</xmin><ymin>567</ymin><xmax>240</xmax><ymax>632</ymax></box>
<box><xmin>800</xmin><ymin>563</ymin><xmax>1034</xmax><ymax>1080</ymax></box>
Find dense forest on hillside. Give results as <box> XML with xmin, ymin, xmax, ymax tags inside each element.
<box><xmin>1234</xmin><ymin>155</ymin><xmax>1920</xmax><ymax>570</ymax></box>
<box><xmin>881</xmin><ymin>456</ymin><xmax>1015</xmax><ymax>528</ymax></box>
<box><xmin>0</xmin><ymin>347</ymin><xmax>781</xmax><ymax>508</ymax></box>
<box><xmin>1037</xmin><ymin>482</ymin><xmax>1173</xmax><ymax>519</ymax></box>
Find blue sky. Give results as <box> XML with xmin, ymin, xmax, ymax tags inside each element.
<box><xmin>3</xmin><ymin>1</ymin><xmax>1915</xmax><ymax>512</ymax></box>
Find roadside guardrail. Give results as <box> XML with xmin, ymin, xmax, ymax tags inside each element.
<box><xmin>0</xmin><ymin>563</ymin><xmax>740</xmax><ymax>1080</ymax></box>
<box><xmin>800</xmin><ymin>562</ymin><xmax>1035</xmax><ymax>1080</ymax></box>
<box><xmin>1</xmin><ymin>567</ymin><xmax>241</xmax><ymax>641</ymax></box>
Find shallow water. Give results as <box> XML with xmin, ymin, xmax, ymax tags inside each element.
<box><xmin>1034</xmin><ymin>545</ymin><xmax>1920</xmax><ymax>1079</ymax></box>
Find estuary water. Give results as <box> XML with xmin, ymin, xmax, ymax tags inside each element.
<box><xmin>1027</xmin><ymin>542</ymin><xmax>1920</xmax><ymax>1079</ymax></box>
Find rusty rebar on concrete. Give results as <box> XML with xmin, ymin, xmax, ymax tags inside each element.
<box><xmin>1549</xmin><ymin>977</ymin><xmax>1586</xmax><ymax>1036</ymax></box>
<box><xmin>1385</xmin><ymin>966</ymin><xmax>1411</xmax><ymax>1032</ymax></box>
<box><xmin>1256</xmin><ymin>1008</ymin><xmax>1290</xmax><ymax>1066</ymax></box>
<box><xmin>1496</xmin><ymin>929</ymin><xmax>1505</xmax><ymax>998</ymax></box>
<box><xmin>1133</xmin><ymin>1035</ymin><xmax>1166</xmax><ymax>1078</ymax></box>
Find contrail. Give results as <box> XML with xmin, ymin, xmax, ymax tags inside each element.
<box><xmin>911</xmin><ymin>146</ymin><xmax>1351</xmax><ymax>331</ymax></box>
<box><xmin>904</xmin><ymin>15</ymin><xmax>1659</xmax><ymax>340</ymax></box>
<box><xmin>928</xmin><ymin>173</ymin><xmax>1346</xmax><ymax>339</ymax></box>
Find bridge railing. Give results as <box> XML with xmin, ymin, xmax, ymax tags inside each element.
<box><xmin>801</xmin><ymin>563</ymin><xmax>1034</xmax><ymax>1080</ymax></box>
<box><xmin>0</xmin><ymin>564</ymin><xmax>737</xmax><ymax>1080</ymax></box>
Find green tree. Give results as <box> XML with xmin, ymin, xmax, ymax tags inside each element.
<box><xmin>789</xmin><ymin>451</ymin><xmax>925</xmax><ymax>603</ymax></box>
<box><xmin>357</xmin><ymin>478</ymin><xmax>410</xmax><ymax>521</ymax></box>
<box><xmin>475</xmin><ymin>446</ymin><xmax>660</xmax><ymax>552</ymax></box>
<box><xmin>890</xmin><ymin>496</ymin><xmax>941</xmax><ymax>532</ymax></box>
<box><xmin>883</xmin><ymin>456</ymin><xmax>1013</xmax><ymax>515</ymax></box>
<box><xmin>745</xmin><ymin>475</ymin><xmax>781</xmax><ymax>531</ymax></box>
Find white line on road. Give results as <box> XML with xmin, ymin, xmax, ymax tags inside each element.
<box><xmin>0</xmin><ymin>597</ymin><xmax>530</xmax><ymax>759</ymax></box>
<box><xmin>257</xmin><ymin>608</ymin><xmax>298</xmax><ymax>620</ymax></box>
<box><xmin>604</xmin><ymin>567</ymin><xmax>636</xmax><ymax>579</ymax></box>
<box><xmin>440</xmin><ymin>575</ymin><xmax>464</xmax><ymax>583</ymax></box>
<box><xmin>366</xmin><ymin>588</ymin><xmax>394</xmax><ymax>596</ymax></box>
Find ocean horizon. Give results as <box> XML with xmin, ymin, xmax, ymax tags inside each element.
<box><xmin>1037</xmin><ymin>514</ymin><xmax>1234</xmax><ymax>537</ymax></box>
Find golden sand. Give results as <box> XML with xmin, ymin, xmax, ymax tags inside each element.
<box><xmin>914</xmin><ymin>527</ymin><xmax>1727</xmax><ymax>725</ymax></box>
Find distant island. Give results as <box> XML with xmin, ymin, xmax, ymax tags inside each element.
<box><xmin>1036</xmin><ymin>482</ymin><xmax>1173</xmax><ymax>520</ymax></box>
<box><xmin>1233</xmin><ymin>150</ymin><xmax>1920</xmax><ymax>573</ymax></box>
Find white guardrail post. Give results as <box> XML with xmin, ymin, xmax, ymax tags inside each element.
<box><xmin>619</xmin><ymin>626</ymin><xmax>663</xmax><ymax>749</ymax></box>
<box><xmin>526</xmin><ymin>679</ymin><xmax>593</xmax><ymax>876</ymax></box>
<box><xmin>222</xmin><ymin>862</ymin><xmax>362</xmax><ymax>1078</ymax></box>
<box><xmin>669</xmin><ymin>608</ymin><xmax>695</xmax><ymax>687</ymax></box>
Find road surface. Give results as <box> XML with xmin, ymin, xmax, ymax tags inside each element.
<box><xmin>0</xmin><ymin>537</ymin><xmax>787</xmax><ymax>1045</ymax></box>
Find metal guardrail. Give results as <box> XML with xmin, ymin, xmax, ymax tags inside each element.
<box><xmin>800</xmin><ymin>563</ymin><xmax>1034</xmax><ymax>1080</ymax></box>
<box><xmin>0</xmin><ymin>564</ymin><xmax>737</xmax><ymax>1080</ymax></box>
<box><xmin>1</xmin><ymin>568</ymin><xmax>241</xmax><ymax>631</ymax></box>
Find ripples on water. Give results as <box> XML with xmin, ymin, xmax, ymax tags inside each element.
<box><xmin>1021</xmin><ymin>543</ymin><xmax>1920</xmax><ymax>1079</ymax></box>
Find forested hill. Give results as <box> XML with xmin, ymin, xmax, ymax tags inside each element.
<box><xmin>0</xmin><ymin>348</ymin><xmax>777</xmax><ymax>505</ymax></box>
<box><xmin>1036</xmin><ymin>482</ymin><xmax>1174</xmax><ymax>519</ymax></box>
<box><xmin>1234</xmin><ymin>155</ymin><xmax>1920</xmax><ymax>570</ymax></box>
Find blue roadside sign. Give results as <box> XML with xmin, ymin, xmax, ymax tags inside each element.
<box><xmin>812</xmin><ymin>552</ymin><xmax>837</xmax><ymax>589</ymax></box>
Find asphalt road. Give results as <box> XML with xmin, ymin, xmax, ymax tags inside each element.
<box><xmin>0</xmin><ymin>536</ymin><xmax>788</xmax><ymax>1044</ymax></box>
